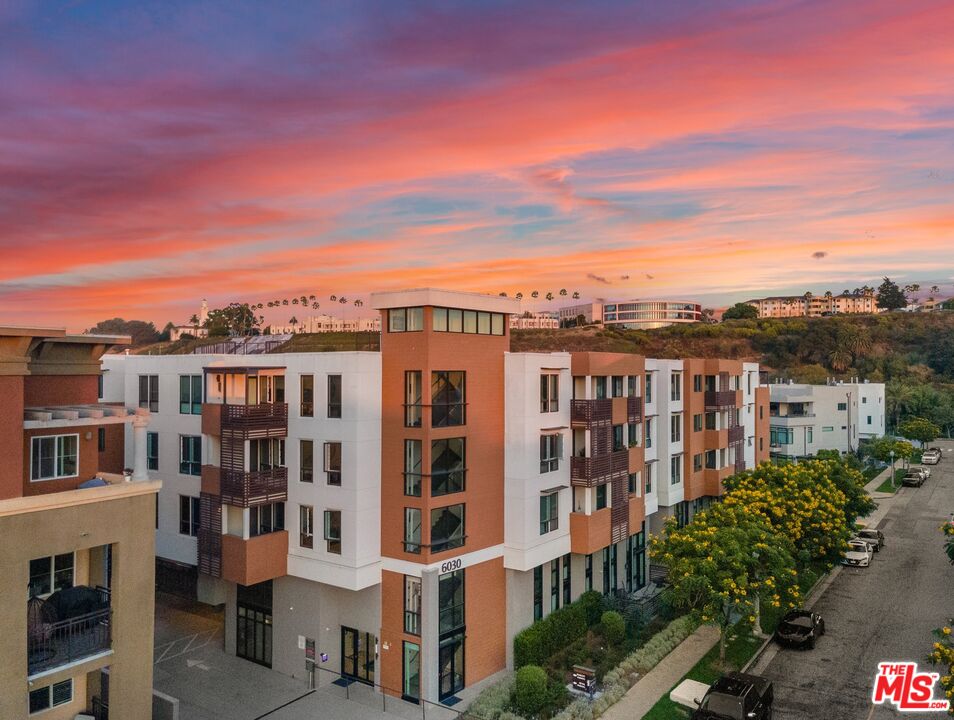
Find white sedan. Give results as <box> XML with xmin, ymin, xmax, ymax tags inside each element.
<box><xmin>841</xmin><ymin>540</ymin><xmax>872</xmax><ymax>568</ymax></box>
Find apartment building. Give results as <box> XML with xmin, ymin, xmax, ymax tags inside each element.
<box><xmin>509</xmin><ymin>312</ymin><xmax>560</xmax><ymax>330</ymax></box>
<box><xmin>0</xmin><ymin>326</ymin><xmax>159</xmax><ymax>720</ymax></box>
<box><xmin>557</xmin><ymin>300</ymin><xmax>702</xmax><ymax>329</ymax></box>
<box><xmin>746</xmin><ymin>291</ymin><xmax>877</xmax><ymax>318</ymax></box>
<box><xmin>768</xmin><ymin>380</ymin><xmax>885</xmax><ymax>458</ymax></box>
<box><xmin>270</xmin><ymin>314</ymin><xmax>382</xmax><ymax>334</ymax></box>
<box><xmin>103</xmin><ymin>289</ymin><xmax>770</xmax><ymax>707</ymax></box>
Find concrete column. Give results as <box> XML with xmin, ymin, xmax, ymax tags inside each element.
<box><xmin>132</xmin><ymin>410</ymin><xmax>149</xmax><ymax>481</ymax></box>
<box><xmin>421</xmin><ymin>567</ymin><xmax>440</xmax><ymax>703</ymax></box>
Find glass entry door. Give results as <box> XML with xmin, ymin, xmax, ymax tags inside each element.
<box><xmin>402</xmin><ymin>641</ymin><xmax>421</xmax><ymax>703</ymax></box>
<box><xmin>341</xmin><ymin>627</ymin><xmax>375</xmax><ymax>685</ymax></box>
<box><xmin>236</xmin><ymin>581</ymin><xmax>273</xmax><ymax>668</ymax></box>
<box><xmin>438</xmin><ymin>632</ymin><xmax>465</xmax><ymax>699</ymax></box>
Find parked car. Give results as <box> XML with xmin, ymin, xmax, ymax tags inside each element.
<box><xmin>841</xmin><ymin>540</ymin><xmax>872</xmax><ymax>567</ymax></box>
<box><xmin>774</xmin><ymin>609</ymin><xmax>826</xmax><ymax>649</ymax></box>
<box><xmin>692</xmin><ymin>672</ymin><xmax>774</xmax><ymax>720</ymax></box>
<box><xmin>854</xmin><ymin>528</ymin><xmax>885</xmax><ymax>551</ymax></box>
<box><xmin>902</xmin><ymin>471</ymin><xmax>925</xmax><ymax>487</ymax></box>
<box><xmin>922</xmin><ymin>450</ymin><xmax>941</xmax><ymax>465</ymax></box>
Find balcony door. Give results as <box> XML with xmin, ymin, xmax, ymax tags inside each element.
<box><xmin>341</xmin><ymin>627</ymin><xmax>375</xmax><ymax>685</ymax></box>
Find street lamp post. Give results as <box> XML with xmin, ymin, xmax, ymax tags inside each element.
<box><xmin>890</xmin><ymin>449</ymin><xmax>896</xmax><ymax>489</ymax></box>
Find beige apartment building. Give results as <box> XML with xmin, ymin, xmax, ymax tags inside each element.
<box><xmin>746</xmin><ymin>291</ymin><xmax>876</xmax><ymax>318</ymax></box>
<box><xmin>0</xmin><ymin>326</ymin><xmax>159</xmax><ymax>720</ymax></box>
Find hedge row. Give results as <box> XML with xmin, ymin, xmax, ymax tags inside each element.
<box><xmin>513</xmin><ymin>591</ymin><xmax>602</xmax><ymax>669</ymax></box>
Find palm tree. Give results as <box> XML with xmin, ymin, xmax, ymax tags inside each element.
<box><xmin>339</xmin><ymin>297</ymin><xmax>347</xmax><ymax>304</ymax></box>
<box><xmin>354</xmin><ymin>299</ymin><xmax>363</xmax><ymax>307</ymax></box>
<box><xmin>499</xmin><ymin>292</ymin><xmax>508</xmax><ymax>297</ymax></box>
<box><xmin>312</xmin><ymin>302</ymin><xmax>320</xmax><ymax>310</ymax></box>
<box><xmin>572</xmin><ymin>292</ymin><xmax>580</xmax><ymax>299</ymax></box>
<box><xmin>330</xmin><ymin>295</ymin><xmax>337</xmax><ymax>302</ymax></box>
<box><xmin>189</xmin><ymin>314</ymin><xmax>200</xmax><ymax>336</ymax></box>
<box><xmin>515</xmin><ymin>292</ymin><xmax>523</xmax><ymax>300</ymax></box>
<box><xmin>531</xmin><ymin>291</ymin><xmax>539</xmax><ymax>299</ymax></box>
<box><xmin>289</xmin><ymin>316</ymin><xmax>299</xmax><ymax>332</ymax></box>
<box><xmin>292</xmin><ymin>298</ymin><xmax>299</xmax><ymax>304</ymax></box>
<box><xmin>545</xmin><ymin>292</ymin><xmax>554</xmax><ymax>301</ymax></box>
<box><xmin>559</xmin><ymin>289</ymin><xmax>567</xmax><ymax>296</ymax></box>
<box><xmin>828</xmin><ymin>347</ymin><xmax>853</xmax><ymax>372</ymax></box>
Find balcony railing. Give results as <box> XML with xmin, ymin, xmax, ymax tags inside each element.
<box><xmin>704</xmin><ymin>390</ymin><xmax>738</xmax><ymax>410</ymax></box>
<box><xmin>220</xmin><ymin>402</ymin><xmax>288</xmax><ymax>438</ymax></box>
<box><xmin>219</xmin><ymin>467</ymin><xmax>288</xmax><ymax>508</ymax></box>
<box><xmin>570</xmin><ymin>399</ymin><xmax>612</xmax><ymax>426</ymax></box>
<box><xmin>627</xmin><ymin>396</ymin><xmax>643</xmax><ymax>424</ymax></box>
<box><xmin>28</xmin><ymin>589</ymin><xmax>112</xmax><ymax>676</ymax></box>
<box><xmin>570</xmin><ymin>449</ymin><xmax>630</xmax><ymax>486</ymax></box>
<box><xmin>728</xmin><ymin>425</ymin><xmax>745</xmax><ymax>444</ymax></box>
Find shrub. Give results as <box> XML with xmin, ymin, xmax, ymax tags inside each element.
<box><xmin>600</xmin><ymin>611</ymin><xmax>625</xmax><ymax>647</ymax></box>
<box><xmin>465</xmin><ymin>673</ymin><xmax>513</xmax><ymax>720</ymax></box>
<box><xmin>514</xmin><ymin>602</ymin><xmax>588</xmax><ymax>668</ymax></box>
<box><xmin>514</xmin><ymin>665</ymin><xmax>549</xmax><ymax>717</ymax></box>
<box><xmin>577</xmin><ymin>590</ymin><xmax>605</xmax><ymax>626</ymax></box>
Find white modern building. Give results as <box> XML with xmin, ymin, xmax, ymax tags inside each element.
<box><xmin>509</xmin><ymin>312</ymin><xmax>560</xmax><ymax>330</ymax></box>
<box><xmin>768</xmin><ymin>380</ymin><xmax>885</xmax><ymax>458</ymax></box>
<box><xmin>270</xmin><ymin>314</ymin><xmax>381</xmax><ymax>334</ymax></box>
<box><xmin>557</xmin><ymin>300</ymin><xmax>702</xmax><ymax>329</ymax></box>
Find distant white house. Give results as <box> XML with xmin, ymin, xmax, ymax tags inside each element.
<box><xmin>768</xmin><ymin>379</ymin><xmax>885</xmax><ymax>457</ymax></box>
<box><xmin>169</xmin><ymin>299</ymin><xmax>210</xmax><ymax>341</ymax></box>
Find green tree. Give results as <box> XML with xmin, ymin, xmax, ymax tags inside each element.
<box><xmin>513</xmin><ymin>665</ymin><xmax>549</xmax><ymax>717</ymax></box>
<box><xmin>876</xmin><ymin>277</ymin><xmax>908</xmax><ymax>311</ymax></box>
<box><xmin>867</xmin><ymin>436</ymin><xmax>914</xmax><ymax>468</ymax></box>
<box><xmin>86</xmin><ymin>318</ymin><xmax>161</xmax><ymax>346</ymax></box>
<box><xmin>652</xmin><ymin>502</ymin><xmax>799</xmax><ymax>664</ymax></box>
<box><xmin>814</xmin><ymin>452</ymin><xmax>877</xmax><ymax>520</ymax></box>
<box><xmin>203</xmin><ymin>303</ymin><xmax>260</xmax><ymax>337</ymax></box>
<box><xmin>601</xmin><ymin>611</ymin><xmax>626</xmax><ymax>647</ymax></box>
<box><xmin>723</xmin><ymin>302</ymin><xmax>759</xmax><ymax>320</ymax></box>
<box><xmin>897</xmin><ymin>416</ymin><xmax>941</xmax><ymax>448</ymax></box>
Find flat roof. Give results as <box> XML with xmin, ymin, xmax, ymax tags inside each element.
<box><xmin>0</xmin><ymin>325</ymin><xmax>67</xmax><ymax>337</ymax></box>
<box><xmin>202</xmin><ymin>366</ymin><xmax>286</xmax><ymax>374</ymax></box>
<box><xmin>371</xmin><ymin>288</ymin><xmax>521</xmax><ymax>314</ymax></box>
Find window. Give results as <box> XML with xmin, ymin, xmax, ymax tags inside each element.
<box><xmin>693</xmin><ymin>414</ymin><xmax>703</xmax><ymax>432</ymax></box>
<box><xmin>327</xmin><ymin>375</ymin><xmax>342</xmax><ymax>418</ymax></box>
<box><xmin>539</xmin><ymin>434</ymin><xmax>562</xmax><ymax>473</ymax></box>
<box><xmin>179</xmin><ymin>496</ymin><xmax>200</xmax><ymax>536</ymax></box>
<box><xmin>862</xmin><ymin>396</ymin><xmax>868</xmax><ymax>404</ymax></box>
<box><xmin>28</xmin><ymin>553</ymin><xmax>74</xmax><ymax>597</ymax></box>
<box><xmin>670</xmin><ymin>372</ymin><xmax>682</xmax><ymax>401</ymax></box>
<box><xmin>595</xmin><ymin>376</ymin><xmax>607</xmax><ymax>399</ymax></box>
<box><xmin>693</xmin><ymin>374</ymin><xmax>702</xmax><ymax>392</ymax></box>
<box><xmin>432</xmin><ymin>438</ymin><xmax>465</xmax><ymax>495</ymax></box>
<box><xmin>405</xmin><ymin>440</ymin><xmax>422</xmax><ymax>496</ymax></box>
<box><xmin>671</xmin><ymin>455</ymin><xmax>682</xmax><ymax>485</ymax></box>
<box><xmin>533</xmin><ymin>565</ymin><xmax>543</xmax><ymax>620</ymax></box>
<box><xmin>612</xmin><ymin>376</ymin><xmax>624</xmax><ymax>397</ymax></box>
<box><xmin>430</xmin><ymin>504</ymin><xmax>465</xmax><ymax>553</ymax></box>
<box><xmin>29</xmin><ymin>679</ymin><xmax>73</xmax><ymax>714</ymax></box>
<box><xmin>628</xmin><ymin>472</ymin><xmax>638</xmax><ymax>494</ymax></box>
<box><xmin>628</xmin><ymin>423</ymin><xmax>638</xmax><ymax>447</ymax></box>
<box><xmin>300</xmin><ymin>505</ymin><xmax>314</xmax><ymax>548</ymax></box>
<box><xmin>98</xmin><ymin>373</ymin><xmax>104</xmax><ymax>399</ymax></box>
<box><xmin>645</xmin><ymin>462</ymin><xmax>654</xmax><ymax>494</ymax></box>
<box><xmin>770</xmin><ymin>427</ymin><xmax>794</xmax><ymax>445</ymax></box>
<box><xmin>807</xmin><ymin>428</ymin><xmax>814</xmax><ymax>443</ymax></box>
<box><xmin>539</xmin><ymin>492</ymin><xmax>559</xmax><ymax>534</ymax></box>
<box><xmin>705</xmin><ymin>412</ymin><xmax>717</xmax><ymax>430</ymax></box>
<box><xmin>138</xmin><ymin>374</ymin><xmax>159</xmax><ymax>412</ymax></box>
<box><xmin>405</xmin><ymin>576</ymin><xmax>422</xmax><ymax>635</ymax></box>
<box><xmin>837</xmin><ymin>402</ymin><xmax>847</xmax><ymax>411</ymax></box>
<box><xmin>250</xmin><ymin>503</ymin><xmax>285</xmax><ymax>536</ymax></box>
<box><xmin>389</xmin><ymin>307</ymin><xmax>424</xmax><ymax>332</ymax></box>
<box><xmin>823</xmin><ymin>426</ymin><xmax>834</xmax><ymax>432</ymax></box>
<box><xmin>693</xmin><ymin>453</ymin><xmax>703</xmax><ymax>472</ymax></box>
<box><xmin>434</xmin><ymin>308</ymin><xmax>505</xmax><ymax>335</ymax></box>
<box><xmin>404</xmin><ymin>508</ymin><xmax>421</xmax><ymax>553</ymax></box>
<box><xmin>324</xmin><ymin>442</ymin><xmax>342</xmax><ymax>486</ymax></box>
<box><xmin>179</xmin><ymin>375</ymin><xmax>202</xmax><ymax>414</ymax></box>
<box><xmin>300</xmin><ymin>440</ymin><xmax>314</xmax><ymax>483</ymax></box>
<box><xmin>550</xmin><ymin>559</ymin><xmax>560</xmax><ymax>611</ymax></box>
<box><xmin>867</xmin><ymin>415</ymin><xmax>872</xmax><ymax>424</ymax></box>
<box><xmin>645</xmin><ymin>374</ymin><xmax>653</xmax><ymax>404</ymax></box>
<box><xmin>324</xmin><ymin>510</ymin><xmax>341</xmax><ymax>554</ymax></box>
<box><xmin>585</xmin><ymin>554</ymin><xmax>593</xmax><ymax>591</ymax></box>
<box><xmin>300</xmin><ymin>374</ymin><xmax>314</xmax><ymax>416</ymax></box>
<box><xmin>432</xmin><ymin>371</ymin><xmax>465</xmax><ymax>427</ymax></box>
<box><xmin>147</xmin><ymin>431</ymin><xmax>159</xmax><ymax>471</ymax></box>
<box><xmin>645</xmin><ymin>417</ymin><xmax>653</xmax><ymax>449</ymax></box>
<box><xmin>439</xmin><ymin>569</ymin><xmax>465</xmax><ymax>633</ymax></box>
<box><xmin>563</xmin><ymin>553</ymin><xmax>571</xmax><ymax>605</ymax></box>
<box><xmin>405</xmin><ymin>371</ymin><xmax>423</xmax><ymax>427</ymax></box>
<box><xmin>97</xmin><ymin>427</ymin><xmax>106</xmax><ymax>452</ymax></box>
<box><xmin>179</xmin><ymin>435</ymin><xmax>201</xmax><ymax>475</ymax></box>
<box><xmin>30</xmin><ymin>434</ymin><xmax>78</xmax><ymax>481</ymax></box>
<box><xmin>613</xmin><ymin>424</ymin><xmax>624</xmax><ymax>451</ymax></box>
<box><xmin>540</xmin><ymin>374</ymin><xmax>559</xmax><ymax>412</ymax></box>
<box><xmin>602</xmin><ymin>547</ymin><xmax>611</xmax><ymax>594</ymax></box>
<box><xmin>670</xmin><ymin>414</ymin><xmax>682</xmax><ymax>443</ymax></box>
<box><xmin>595</xmin><ymin>484</ymin><xmax>607</xmax><ymax>510</ymax></box>
<box><xmin>249</xmin><ymin>438</ymin><xmax>284</xmax><ymax>471</ymax></box>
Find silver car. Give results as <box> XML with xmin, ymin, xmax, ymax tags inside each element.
<box><xmin>841</xmin><ymin>540</ymin><xmax>872</xmax><ymax>567</ymax></box>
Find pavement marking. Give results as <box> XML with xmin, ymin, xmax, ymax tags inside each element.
<box><xmin>154</xmin><ymin>627</ymin><xmax>221</xmax><ymax>665</ymax></box>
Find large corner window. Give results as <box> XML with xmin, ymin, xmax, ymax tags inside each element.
<box><xmin>433</xmin><ymin>307</ymin><xmax>505</xmax><ymax>335</ymax></box>
<box><xmin>250</xmin><ymin>503</ymin><xmax>285</xmax><ymax>537</ymax></box>
<box><xmin>431</xmin><ymin>371</ymin><xmax>465</xmax><ymax>427</ymax></box>
<box><xmin>430</xmin><ymin>504</ymin><xmax>465</xmax><ymax>553</ymax></box>
<box><xmin>179</xmin><ymin>375</ymin><xmax>202</xmax><ymax>414</ymax></box>
<box><xmin>404</xmin><ymin>507</ymin><xmax>422</xmax><ymax>554</ymax></box>
<box><xmin>431</xmin><ymin>438</ymin><xmax>465</xmax><ymax>496</ymax></box>
<box><xmin>438</xmin><ymin>569</ymin><xmax>465</xmax><ymax>634</ymax></box>
<box><xmin>138</xmin><ymin>374</ymin><xmax>159</xmax><ymax>412</ymax></box>
<box><xmin>389</xmin><ymin>307</ymin><xmax>424</xmax><ymax>333</ymax></box>
<box><xmin>28</xmin><ymin>553</ymin><xmax>74</xmax><ymax>597</ymax></box>
<box><xmin>179</xmin><ymin>435</ymin><xmax>201</xmax><ymax>476</ymax></box>
<box><xmin>30</xmin><ymin>434</ymin><xmax>78</xmax><ymax>481</ymax></box>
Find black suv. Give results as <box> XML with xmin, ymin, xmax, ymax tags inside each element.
<box><xmin>692</xmin><ymin>672</ymin><xmax>774</xmax><ymax>720</ymax></box>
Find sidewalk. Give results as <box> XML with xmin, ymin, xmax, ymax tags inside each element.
<box><xmin>601</xmin><ymin>625</ymin><xmax>720</xmax><ymax>720</ymax></box>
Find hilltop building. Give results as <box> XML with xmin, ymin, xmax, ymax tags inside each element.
<box><xmin>746</xmin><ymin>291</ymin><xmax>876</xmax><ymax>318</ymax></box>
<box><xmin>557</xmin><ymin>300</ymin><xmax>703</xmax><ymax>329</ymax></box>
<box><xmin>270</xmin><ymin>314</ymin><xmax>381</xmax><ymax>334</ymax></box>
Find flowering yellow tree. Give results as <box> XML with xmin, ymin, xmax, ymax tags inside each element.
<box><xmin>723</xmin><ymin>460</ymin><xmax>852</xmax><ymax>566</ymax></box>
<box><xmin>927</xmin><ymin>620</ymin><xmax>954</xmax><ymax>715</ymax></box>
<box><xmin>651</xmin><ymin>502</ymin><xmax>799</xmax><ymax>665</ymax></box>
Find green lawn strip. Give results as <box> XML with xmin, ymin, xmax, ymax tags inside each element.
<box><xmin>862</xmin><ymin>466</ymin><xmax>882</xmax><ymax>482</ymax></box>
<box><xmin>876</xmin><ymin>468</ymin><xmax>907</xmax><ymax>493</ymax></box>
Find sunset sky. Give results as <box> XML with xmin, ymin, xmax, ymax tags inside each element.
<box><xmin>3</xmin><ymin>0</ymin><xmax>954</xmax><ymax>330</ymax></box>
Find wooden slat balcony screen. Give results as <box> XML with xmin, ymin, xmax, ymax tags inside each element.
<box><xmin>570</xmin><ymin>398</ymin><xmax>613</xmax><ymax>426</ymax></box>
<box><xmin>626</xmin><ymin>396</ymin><xmax>643</xmax><ymax>424</ymax></box>
<box><xmin>703</xmin><ymin>390</ymin><xmax>737</xmax><ymax>410</ymax></box>
<box><xmin>197</xmin><ymin>492</ymin><xmax>223</xmax><ymax>578</ymax></box>
<box><xmin>610</xmin><ymin>476</ymin><xmax>629</xmax><ymax>544</ymax></box>
<box><xmin>219</xmin><ymin>467</ymin><xmax>288</xmax><ymax>508</ymax></box>
<box><xmin>220</xmin><ymin>402</ymin><xmax>288</xmax><ymax>439</ymax></box>
<box><xmin>570</xmin><ymin>449</ymin><xmax>629</xmax><ymax>487</ymax></box>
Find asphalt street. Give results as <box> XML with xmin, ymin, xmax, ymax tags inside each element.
<box><xmin>758</xmin><ymin>442</ymin><xmax>954</xmax><ymax>719</ymax></box>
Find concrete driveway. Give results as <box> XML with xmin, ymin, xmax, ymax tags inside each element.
<box><xmin>755</xmin><ymin>442</ymin><xmax>954</xmax><ymax>719</ymax></box>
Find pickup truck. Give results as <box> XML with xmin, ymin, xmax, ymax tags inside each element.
<box><xmin>692</xmin><ymin>671</ymin><xmax>774</xmax><ymax>720</ymax></box>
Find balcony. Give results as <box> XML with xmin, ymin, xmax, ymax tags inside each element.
<box><xmin>570</xmin><ymin>449</ymin><xmax>629</xmax><ymax>487</ymax></box>
<box><xmin>569</xmin><ymin>508</ymin><xmax>611</xmax><ymax>554</ymax></box>
<box><xmin>704</xmin><ymin>390</ymin><xmax>740</xmax><ymax>410</ymax></box>
<box><xmin>28</xmin><ymin>587</ymin><xmax>111</xmax><ymax>676</ymax></box>
<box><xmin>221</xmin><ymin>531</ymin><xmax>288</xmax><ymax>586</ymax></box>
<box><xmin>728</xmin><ymin>425</ymin><xmax>745</xmax><ymax>444</ymax></box>
<box><xmin>219</xmin><ymin>467</ymin><xmax>288</xmax><ymax>508</ymax></box>
<box><xmin>570</xmin><ymin>399</ymin><xmax>612</xmax><ymax>426</ymax></box>
<box><xmin>202</xmin><ymin>402</ymin><xmax>288</xmax><ymax>439</ymax></box>
<box><xmin>627</xmin><ymin>396</ymin><xmax>643</xmax><ymax>424</ymax></box>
